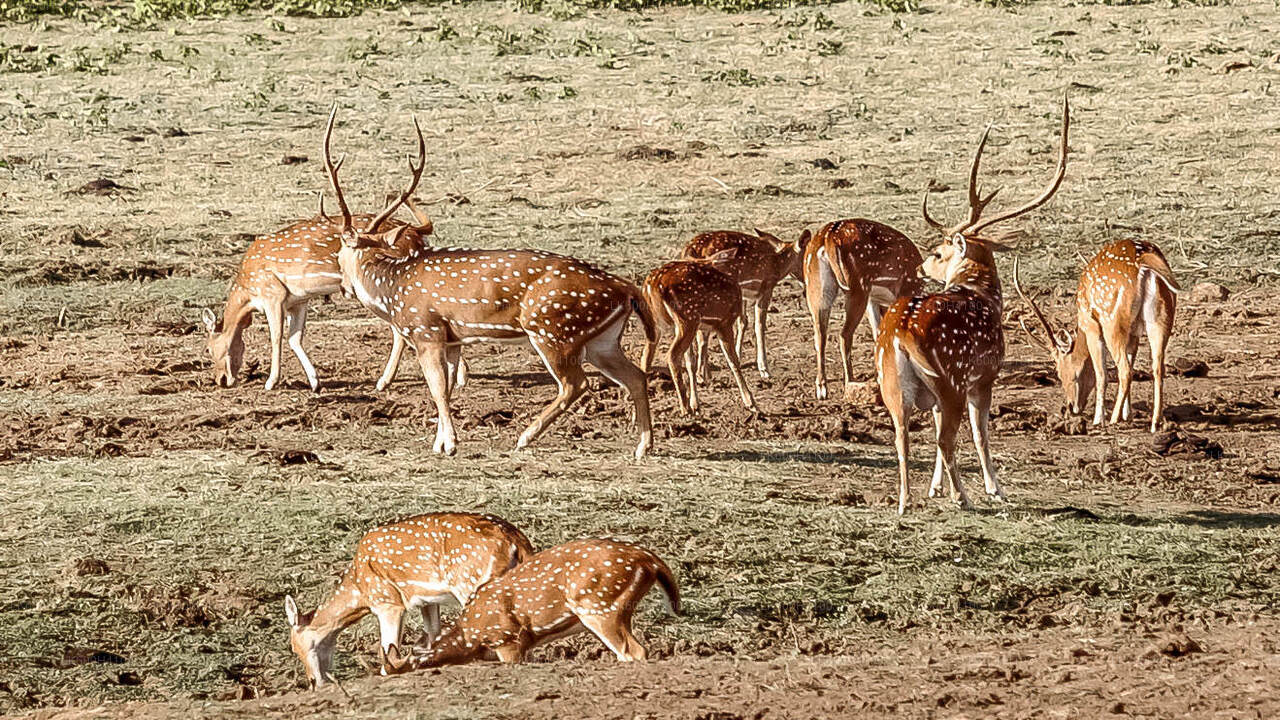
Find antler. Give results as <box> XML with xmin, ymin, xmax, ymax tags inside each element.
<box><xmin>365</xmin><ymin>117</ymin><xmax>427</xmax><ymax>234</ymax></box>
<box><xmin>1013</xmin><ymin>255</ymin><xmax>1070</xmax><ymax>353</ymax></box>
<box><xmin>317</xmin><ymin>191</ymin><xmax>331</xmax><ymax>223</ymax></box>
<box><xmin>922</xmin><ymin>125</ymin><xmax>1001</xmax><ymax>235</ymax></box>
<box><xmin>969</xmin><ymin>96</ymin><xmax>1070</xmax><ymax>234</ymax></box>
<box><xmin>322</xmin><ymin>104</ymin><xmax>354</xmax><ymax>237</ymax></box>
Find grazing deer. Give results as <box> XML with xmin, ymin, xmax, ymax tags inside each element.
<box><xmin>323</xmin><ymin>107</ymin><xmax>656</xmax><ymax>458</ymax></box>
<box><xmin>283</xmin><ymin>512</ymin><xmax>533</xmax><ymax>689</ymax></box>
<box><xmin>202</xmin><ymin>200</ymin><xmax>463</xmax><ymax>393</ymax></box>
<box><xmin>639</xmin><ymin>253</ymin><xmax>757</xmax><ymax>414</ymax></box>
<box><xmin>680</xmin><ymin>229</ymin><xmax>803</xmax><ymax>380</ymax></box>
<box><xmin>800</xmin><ymin>220</ymin><xmax>923</xmax><ymax>400</ymax></box>
<box><xmin>1014</xmin><ymin>240</ymin><xmax>1179</xmax><ymax>432</ymax></box>
<box><xmin>877</xmin><ymin>97</ymin><xmax>1070</xmax><ymax>514</ymax></box>
<box><xmin>381</xmin><ymin>538</ymin><xmax>680</xmax><ymax>671</ymax></box>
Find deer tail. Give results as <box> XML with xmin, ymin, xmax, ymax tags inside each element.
<box><xmin>651</xmin><ymin>555</ymin><xmax>682</xmax><ymax>617</ymax></box>
<box><xmin>822</xmin><ymin>233</ymin><xmax>851</xmax><ymax>292</ymax></box>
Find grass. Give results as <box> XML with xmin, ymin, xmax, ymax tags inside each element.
<box><xmin>1</xmin><ymin>449</ymin><xmax>1276</xmax><ymax>711</ymax></box>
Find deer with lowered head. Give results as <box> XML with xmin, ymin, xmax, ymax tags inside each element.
<box><xmin>381</xmin><ymin>538</ymin><xmax>680</xmax><ymax>672</ymax></box>
<box><xmin>877</xmin><ymin>96</ymin><xmax>1070</xmax><ymax>514</ymax></box>
<box><xmin>679</xmin><ymin>229</ymin><xmax>803</xmax><ymax>381</ymax></box>
<box><xmin>322</xmin><ymin>107</ymin><xmax>656</xmax><ymax>458</ymax></box>
<box><xmin>640</xmin><ymin>250</ymin><xmax>758</xmax><ymax>415</ymax></box>
<box><xmin>799</xmin><ymin>219</ymin><xmax>924</xmax><ymax>400</ymax></box>
<box><xmin>1014</xmin><ymin>238</ymin><xmax>1179</xmax><ymax>432</ymax></box>
<box><xmin>283</xmin><ymin>512</ymin><xmax>533</xmax><ymax>689</ymax></box>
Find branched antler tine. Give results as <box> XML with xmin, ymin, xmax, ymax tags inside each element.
<box><xmin>1013</xmin><ymin>255</ymin><xmax>1061</xmax><ymax>353</ymax></box>
<box><xmin>317</xmin><ymin>191</ymin><xmax>331</xmax><ymax>223</ymax></box>
<box><xmin>921</xmin><ymin>188</ymin><xmax>947</xmax><ymax>232</ymax></box>
<box><xmin>323</xmin><ymin>104</ymin><xmax>354</xmax><ymax>236</ymax></box>
<box><xmin>366</xmin><ymin>117</ymin><xmax>428</xmax><ymax>233</ymax></box>
<box><xmin>971</xmin><ymin>95</ymin><xmax>1071</xmax><ymax>233</ymax></box>
<box><xmin>959</xmin><ymin>123</ymin><xmax>994</xmax><ymax>230</ymax></box>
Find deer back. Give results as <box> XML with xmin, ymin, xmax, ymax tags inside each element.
<box><xmin>681</xmin><ymin>230</ymin><xmax>798</xmax><ymax>289</ymax></box>
<box><xmin>806</xmin><ymin>219</ymin><xmax>924</xmax><ymax>299</ymax></box>
<box><xmin>348</xmin><ymin>512</ymin><xmax>534</xmax><ymax>603</ymax></box>
<box><xmin>643</xmin><ymin>260</ymin><xmax>742</xmax><ymax>327</ymax></box>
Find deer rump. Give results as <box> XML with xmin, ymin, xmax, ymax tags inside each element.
<box><xmin>879</xmin><ymin>291</ymin><xmax>1000</xmax><ymax>413</ymax></box>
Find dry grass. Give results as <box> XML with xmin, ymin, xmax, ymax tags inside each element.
<box><xmin>2</xmin><ymin>0</ymin><xmax>1280</xmax><ymax>715</ymax></box>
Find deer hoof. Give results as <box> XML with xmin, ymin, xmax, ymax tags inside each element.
<box><xmin>815</xmin><ymin>384</ymin><xmax>827</xmax><ymax>400</ymax></box>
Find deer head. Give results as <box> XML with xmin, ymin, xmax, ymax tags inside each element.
<box><xmin>284</xmin><ymin>595</ymin><xmax>337</xmax><ymax>689</ymax></box>
<box><xmin>753</xmin><ymin>228</ymin><xmax>804</xmax><ymax>281</ymax></box>
<box><xmin>1012</xmin><ymin>256</ymin><xmax>1095</xmax><ymax>414</ymax></box>
<box><xmin>202</xmin><ymin>307</ymin><xmax>245</xmax><ymax>387</ymax></box>
<box><xmin>920</xmin><ymin>96</ymin><xmax>1070</xmax><ymax>286</ymax></box>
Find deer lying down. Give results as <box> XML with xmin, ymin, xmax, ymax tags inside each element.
<box><xmin>283</xmin><ymin>512</ymin><xmax>532</xmax><ymax>689</ymax></box>
<box><xmin>381</xmin><ymin>538</ymin><xmax>680</xmax><ymax>672</ymax></box>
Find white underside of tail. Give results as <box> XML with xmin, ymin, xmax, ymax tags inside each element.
<box><xmin>892</xmin><ymin>337</ymin><xmax>937</xmax><ymax>412</ymax></box>
<box><xmin>817</xmin><ymin>247</ymin><xmax>849</xmax><ymax>292</ymax></box>
<box><xmin>1134</xmin><ymin>267</ymin><xmax>1173</xmax><ymax>339</ymax></box>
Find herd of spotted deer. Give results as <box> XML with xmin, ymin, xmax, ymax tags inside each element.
<box><xmin>200</xmin><ymin>97</ymin><xmax>1182</xmax><ymax>688</ymax></box>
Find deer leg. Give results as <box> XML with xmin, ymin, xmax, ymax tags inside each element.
<box><xmin>685</xmin><ymin>333</ymin><xmax>702</xmax><ymax>412</ymax></box>
<box><xmin>927</xmin><ymin>407</ymin><xmax>946</xmax><ymax>498</ymax></box>
<box><xmin>585</xmin><ymin>318</ymin><xmax>654</xmax><ymax>460</ymax></box>
<box><xmin>494</xmin><ymin>644</ymin><xmax>526</xmax><ymax>664</ymax></box>
<box><xmin>578</xmin><ymin>613</ymin><xmax>639</xmax><ymax>662</ymax></box>
<box><xmin>807</xmin><ymin>269</ymin><xmax>837</xmax><ymax>400</ymax></box>
<box><xmin>892</xmin><ymin>411</ymin><xmax>911</xmax><ymax>516</ymax></box>
<box><xmin>518</xmin><ymin>340</ymin><xmax>588</xmax><ymax>450</ymax></box>
<box><xmin>715</xmin><ymin>323</ymin><xmax>757</xmax><ymax>412</ymax></box>
<box><xmin>734</xmin><ymin>299</ymin><xmax>748</xmax><ymax>358</ymax></box>
<box><xmin>416</xmin><ymin>341</ymin><xmax>457</xmax><ymax>455</ymax></box>
<box><xmin>421</xmin><ymin>603</ymin><xmax>441</xmax><ymax>649</ymax></box>
<box><xmin>667</xmin><ymin>321</ymin><xmax>697</xmax><ymax>415</ymax></box>
<box><xmin>937</xmin><ymin>400</ymin><xmax>971</xmax><ymax>509</ymax></box>
<box><xmin>968</xmin><ymin>385</ymin><xmax>1003</xmax><ymax>501</ymax></box>
<box><xmin>754</xmin><ymin>293</ymin><xmax>772</xmax><ymax>379</ymax></box>
<box><xmin>1147</xmin><ymin>314</ymin><xmax>1172</xmax><ymax>434</ymax></box>
<box><xmin>838</xmin><ymin>287</ymin><xmax>870</xmax><ymax>390</ymax></box>
<box><xmin>866</xmin><ymin>301</ymin><xmax>883</xmax><ymax>341</ymax></box>
<box><xmin>375</xmin><ymin>606</ymin><xmax>406</xmax><ymax>673</ymax></box>
<box><xmin>262</xmin><ymin>299</ymin><xmax>286</xmax><ymax>391</ymax></box>
<box><xmin>376</xmin><ymin>329</ymin><xmax>407</xmax><ymax>392</ymax></box>
<box><xmin>1109</xmin><ymin>331</ymin><xmax>1135</xmax><ymax>426</ymax></box>
<box><xmin>1083</xmin><ymin>321</ymin><xmax>1108</xmax><ymax>426</ymax></box>
<box><xmin>284</xmin><ymin>303</ymin><xmax>320</xmax><ymax>392</ymax></box>
<box><xmin>446</xmin><ymin>345</ymin><xmax>466</xmax><ymax>393</ymax></box>
<box><xmin>695</xmin><ymin>331</ymin><xmax>711</xmax><ymax>385</ymax></box>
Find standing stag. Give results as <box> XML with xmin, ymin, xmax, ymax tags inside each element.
<box><xmin>283</xmin><ymin>512</ymin><xmax>533</xmax><ymax>689</ymax></box>
<box><xmin>381</xmin><ymin>538</ymin><xmax>680</xmax><ymax>671</ymax></box>
<box><xmin>680</xmin><ymin>229</ymin><xmax>803</xmax><ymax>380</ymax></box>
<box><xmin>800</xmin><ymin>220</ymin><xmax>923</xmax><ymax>400</ymax></box>
<box><xmin>1015</xmin><ymin>239</ymin><xmax>1179</xmax><ymax>432</ymax></box>
<box><xmin>640</xmin><ymin>252</ymin><xmax>758</xmax><ymax>414</ymax></box>
<box><xmin>877</xmin><ymin>97</ymin><xmax>1070</xmax><ymax>514</ymax></box>
<box><xmin>323</xmin><ymin>108</ymin><xmax>656</xmax><ymax>458</ymax></box>
<box><xmin>202</xmin><ymin>210</ymin><xmax>415</xmax><ymax>392</ymax></box>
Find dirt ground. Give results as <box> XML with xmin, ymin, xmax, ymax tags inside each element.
<box><xmin>2</xmin><ymin>0</ymin><xmax>1280</xmax><ymax>717</ymax></box>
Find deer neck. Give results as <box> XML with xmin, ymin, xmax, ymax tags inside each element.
<box><xmin>946</xmin><ymin>259</ymin><xmax>1003</xmax><ymax>310</ymax></box>
<box><xmin>306</xmin><ymin>574</ymin><xmax>375</xmax><ymax>640</ymax></box>
<box><xmin>218</xmin><ymin>286</ymin><xmax>254</xmax><ymax>340</ymax></box>
<box><xmin>336</xmin><ymin>246</ymin><xmax>416</xmax><ymax>319</ymax></box>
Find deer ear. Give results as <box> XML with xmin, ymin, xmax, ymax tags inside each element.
<box><xmin>754</xmin><ymin>227</ymin><xmax>781</xmax><ymax>244</ymax></box>
<box><xmin>952</xmin><ymin>234</ymin><xmax>967</xmax><ymax>256</ymax></box>
<box><xmin>285</xmin><ymin>595</ymin><xmax>300</xmax><ymax>628</ymax></box>
<box><xmin>201</xmin><ymin>308</ymin><xmax>218</xmax><ymax>334</ymax></box>
<box><xmin>795</xmin><ymin>229</ymin><xmax>811</xmax><ymax>254</ymax></box>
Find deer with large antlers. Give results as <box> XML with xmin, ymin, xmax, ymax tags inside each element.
<box><xmin>202</xmin><ymin>211</ymin><xmax>410</xmax><ymax>392</ymax></box>
<box><xmin>679</xmin><ymin>229</ymin><xmax>803</xmax><ymax>381</ymax></box>
<box><xmin>323</xmin><ymin>108</ymin><xmax>656</xmax><ymax>457</ymax></box>
<box><xmin>381</xmin><ymin>538</ymin><xmax>680</xmax><ymax>672</ymax></box>
<box><xmin>877</xmin><ymin>97</ymin><xmax>1070</xmax><ymax>514</ymax></box>
<box><xmin>800</xmin><ymin>220</ymin><xmax>924</xmax><ymax>400</ymax></box>
<box><xmin>283</xmin><ymin>512</ymin><xmax>533</xmax><ymax>689</ymax></box>
<box><xmin>1015</xmin><ymin>240</ymin><xmax>1179</xmax><ymax>432</ymax></box>
<box><xmin>639</xmin><ymin>252</ymin><xmax>758</xmax><ymax>414</ymax></box>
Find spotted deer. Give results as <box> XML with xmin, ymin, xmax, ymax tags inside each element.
<box><xmin>800</xmin><ymin>220</ymin><xmax>923</xmax><ymax>400</ymax></box>
<box><xmin>639</xmin><ymin>252</ymin><xmax>757</xmax><ymax>414</ymax></box>
<box><xmin>877</xmin><ymin>97</ymin><xmax>1070</xmax><ymax>514</ymax></box>
<box><xmin>283</xmin><ymin>512</ymin><xmax>533</xmax><ymax>689</ymax></box>
<box><xmin>322</xmin><ymin>107</ymin><xmax>656</xmax><ymax>458</ymax></box>
<box><xmin>1014</xmin><ymin>239</ymin><xmax>1179</xmax><ymax>432</ymax></box>
<box><xmin>680</xmin><ymin>229</ymin><xmax>803</xmax><ymax>380</ymax></box>
<box><xmin>202</xmin><ymin>212</ymin><xmax>401</xmax><ymax>392</ymax></box>
<box><xmin>381</xmin><ymin>538</ymin><xmax>680</xmax><ymax>671</ymax></box>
